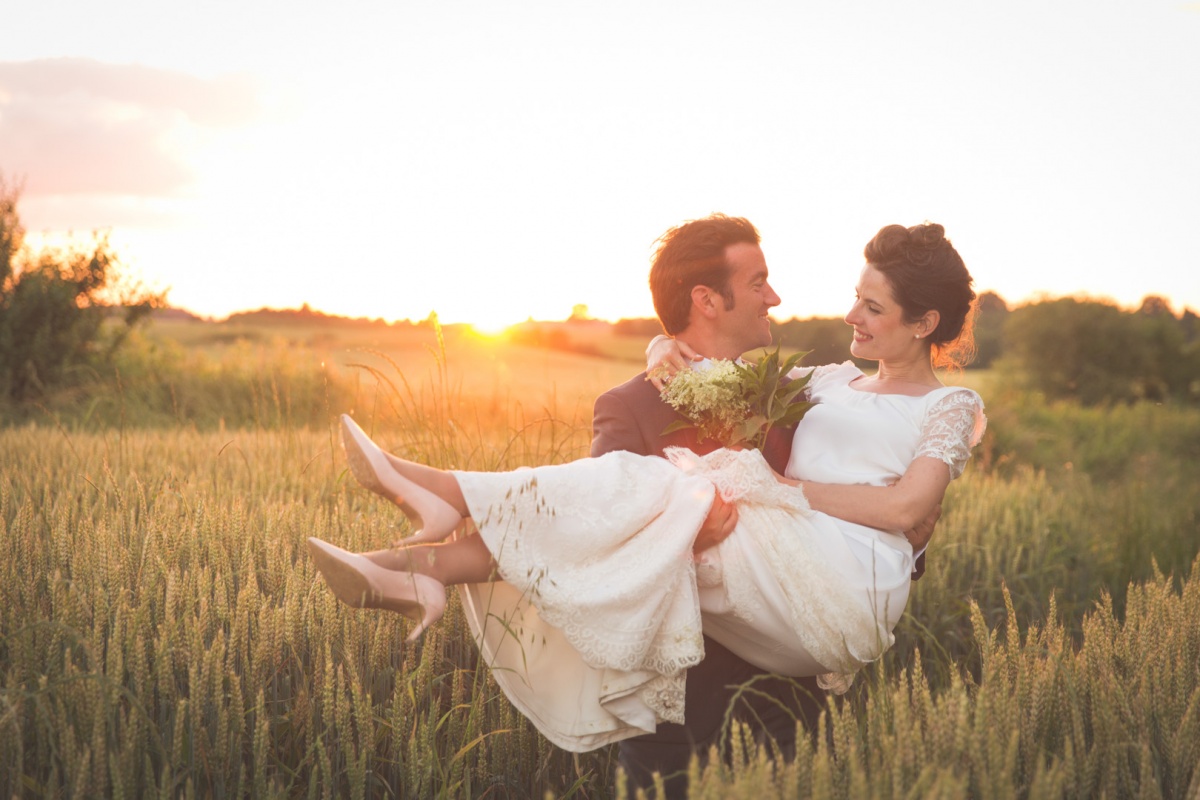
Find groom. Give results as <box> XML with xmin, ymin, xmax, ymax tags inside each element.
<box><xmin>590</xmin><ymin>213</ymin><xmax>822</xmax><ymax>796</ymax></box>
<box><xmin>592</xmin><ymin>214</ymin><xmax>937</xmax><ymax>796</ymax></box>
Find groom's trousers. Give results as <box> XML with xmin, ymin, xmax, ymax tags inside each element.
<box><xmin>616</xmin><ymin>635</ymin><xmax>825</xmax><ymax>799</ymax></box>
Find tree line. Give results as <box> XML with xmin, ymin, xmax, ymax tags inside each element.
<box><xmin>2</xmin><ymin>173</ymin><xmax>1197</xmax><ymax>411</ymax></box>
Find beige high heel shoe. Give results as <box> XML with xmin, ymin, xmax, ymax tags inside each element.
<box><xmin>339</xmin><ymin>414</ymin><xmax>463</xmax><ymax>543</ymax></box>
<box><xmin>307</xmin><ymin>537</ymin><xmax>446</xmax><ymax>642</ymax></box>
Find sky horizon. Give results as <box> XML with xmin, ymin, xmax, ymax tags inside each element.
<box><xmin>143</xmin><ymin>282</ymin><xmax>1193</xmax><ymax>327</ymax></box>
<box><xmin>3</xmin><ymin>1</ymin><xmax>1198</xmax><ymax>330</ymax></box>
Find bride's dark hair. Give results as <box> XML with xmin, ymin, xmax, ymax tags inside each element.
<box><xmin>864</xmin><ymin>222</ymin><xmax>977</xmax><ymax>369</ymax></box>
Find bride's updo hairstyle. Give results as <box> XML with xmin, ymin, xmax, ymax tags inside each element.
<box><xmin>864</xmin><ymin>222</ymin><xmax>977</xmax><ymax>369</ymax></box>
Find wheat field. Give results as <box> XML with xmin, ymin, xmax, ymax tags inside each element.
<box><xmin>1</xmin><ymin>328</ymin><xmax>1198</xmax><ymax>798</ymax></box>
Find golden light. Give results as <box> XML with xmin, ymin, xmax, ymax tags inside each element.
<box><xmin>466</xmin><ymin>320</ymin><xmax>513</xmax><ymax>338</ymax></box>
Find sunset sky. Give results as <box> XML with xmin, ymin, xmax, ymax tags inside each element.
<box><xmin>3</xmin><ymin>1</ymin><xmax>1198</xmax><ymax>331</ymax></box>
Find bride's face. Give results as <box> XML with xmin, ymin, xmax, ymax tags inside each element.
<box><xmin>844</xmin><ymin>265</ymin><xmax>925</xmax><ymax>361</ymax></box>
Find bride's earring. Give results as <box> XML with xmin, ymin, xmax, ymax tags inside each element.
<box><xmin>339</xmin><ymin>414</ymin><xmax>463</xmax><ymax>543</ymax></box>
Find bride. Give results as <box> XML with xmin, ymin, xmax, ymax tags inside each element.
<box><xmin>307</xmin><ymin>222</ymin><xmax>985</xmax><ymax>752</ymax></box>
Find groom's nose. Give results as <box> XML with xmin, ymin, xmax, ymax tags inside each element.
<box><xmin>763</xmin><ymin>282</ymin><xmax>781</xmax><ymax>307</ymax></box>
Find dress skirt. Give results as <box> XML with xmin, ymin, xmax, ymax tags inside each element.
<box><xmin>454</xmin><ymin>448</ymin><xmax>910</xmax><ymax>752</ymax></box>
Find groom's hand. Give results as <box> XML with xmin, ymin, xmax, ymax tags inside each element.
<box><xmin>905</xmin><ymin>502</ymin><xmax>941</xmax><ymax>551</ymax></box>
<box><xmin>883</xmin><ymin>478</ymin><xmax>940</xmax><ymax>551</ymax></box>
<box><xmin>694</xmin><ymin>494</ymin><xmax>738</xmax><ymax>554</ymax></box>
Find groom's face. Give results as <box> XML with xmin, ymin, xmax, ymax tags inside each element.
<box><xmin>716</xmin><ymin>242</ymin><xmax>780</xmax><ymax>352</ymax></box>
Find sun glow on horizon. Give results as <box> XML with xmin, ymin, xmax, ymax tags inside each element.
<box><xmin>466</xmin><ymin>320</ymin><xmax>514</xmax><ymax>338</ymax></box>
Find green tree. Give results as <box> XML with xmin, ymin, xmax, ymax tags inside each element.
<box><xmin>613</xmin><ymin>316</ymin><xmax>665</xmax><ymax>338</ymax></box>
<box><xmin>972</xmin><ymin>291</ymin><xmax>1009</xmax><ymax>368</ymax></box>
<box><xmin>1002</xmin><ymin>296</ymin><xmax>1197</xmax><ymax>405</ymax></box>
<box><xmin>1133</xmin><ymin>295</ymin><xmax>1195</xmax><ymax>401</ymax></box>
<box><xmin>0</xmin><ymin>176</ymin><xmax>165</xmax><ymax>402</ymax></box>
<box><xmin>772</xmin><ymin>316</ymin><xmax>859</xmax><ymax>367</ymax></box>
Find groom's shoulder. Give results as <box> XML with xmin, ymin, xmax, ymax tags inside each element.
<box><xmin>600</xmin><ymin>371</ymin><xmax>659</xmax><ymax>403</ymax></box>
<box><xmin>591</xmin><ymin>371</ymin><xmax>672</xmax><ymax>458</ymax></box>
<box><xmin>594</xmin><ymin>371</ymin><xmax>665</xmax><ymax>422</ymax></box>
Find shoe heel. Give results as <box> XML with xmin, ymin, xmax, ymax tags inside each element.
<box><xmin>406</xmin><ymin>595</ymin><xmax>446</xmax><ymax>643</ymax></box>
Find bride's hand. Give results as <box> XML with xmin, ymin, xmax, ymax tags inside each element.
<box><xmin>646</xmin><ymin>335</ymin><xmax>701</xmax><ymax>391</ymax></box>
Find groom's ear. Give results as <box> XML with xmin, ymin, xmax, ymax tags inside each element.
<box><xmin>691</xmin><ymin>285</ymin><xmax>721</xmax><ymax>319</ymax></box>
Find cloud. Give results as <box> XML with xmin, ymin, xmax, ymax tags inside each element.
<box><xmin>0</xmin><ymin>58</ymin><xmax>260</xmax><ymax>198</ymax></box>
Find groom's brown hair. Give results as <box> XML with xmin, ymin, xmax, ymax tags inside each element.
<box><xmin>649</xmin><ymin>214</ymin><xmax>760</xmax><ymax>335</ymax></box>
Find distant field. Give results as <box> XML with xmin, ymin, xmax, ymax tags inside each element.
<box><xmin>144</xmin><ymin>315</ymin><xmax>990</xmax><ymax>430</ymax></box>
<box><xmin>149</xmin><ymin>317</ymin><xmax>649</xmax><ymax>425</ymax></box>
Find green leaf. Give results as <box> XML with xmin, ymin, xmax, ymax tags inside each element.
<box><xmin>662</xmin><ymin>419</ymin><xmax>696</xmax><ymax>436</ymax></box>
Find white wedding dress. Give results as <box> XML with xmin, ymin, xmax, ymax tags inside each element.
<box><xmin>454</xmin><ymin>362</ymin><xmax>985</xmax><ymax>751</ymax></box>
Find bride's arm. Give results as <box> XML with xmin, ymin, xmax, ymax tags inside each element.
<box><xmin>786</xmin><ymin>388</ymin><xmax>984</xmax><ymax>536</ymax></box>
<box><xmin>779</xmin><ymin>457</ymin><xmax>953</xmax><ymax>534</ymax></box>
<box><xmin>645</xmin><ymin>335</ymin><xmax>701</xmax><ymax>390</ymax></box>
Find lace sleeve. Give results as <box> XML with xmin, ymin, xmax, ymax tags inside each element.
<box><xmin>811</xmin><ymin>362</ymin><xmax>848</xmax><ymax>382</ymax></box>
<box><xmin>915</xmin><ymin>390</ymin><xmax>987</xmax><ymax>480</ymax></box>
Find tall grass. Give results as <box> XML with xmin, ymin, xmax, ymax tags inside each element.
<box><xmin>896</xmin><ymin>459</ymin><xmax>1200</xmax><ymax>683</ymax></box>
<box><xmin>679</xmin><ymin>568</ymin><xmax>1200</xmax><ymax>798</ymax></box>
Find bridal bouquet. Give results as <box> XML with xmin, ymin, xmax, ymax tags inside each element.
<box><xmin>657</xmin><ymin>348</ymin><xmax>814</xmax><ymax>451</ymax></box>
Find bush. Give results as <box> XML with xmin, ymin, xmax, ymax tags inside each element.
<box><xmin>1000</xmin><ymin>296</ymin><xmax>1198</xmax><ymax>405</ymax></box>
<box><xmin>972</xmin><ymin>290</ymin><xmax>1009</xmax><ymax>368</ymax></box>
<box><xmin>773</xmin><ymin>316</ymin><xmax>862</xmax><ymax>367</ymax></box>
<box><xmin>0</xmin><ymin>176</ymin><xmax>164</xmax><ymax>404</ymax></box>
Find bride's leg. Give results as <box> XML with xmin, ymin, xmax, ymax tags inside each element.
<box><xmin>380</xmin><ymin>454</ymin><xmax>469</xmax><ymax>516</ymax></box>
<box><xmin>309</xmin><ymin>531</ymin><xmax>499</xmax><ymax>641</ymax></box>
<box><xmin>308</xmin><ymin>537</ymin><xmax>449</xmax><ymax>642</ymax></box>
<box><xmin>340</xmin><ymin>415</ymin><xmax>467</xmax><ymax>542</ymax></box>
<box><xmin>362</xmin><ymin>532</ymin><xmax>499</xmax><ymax>586</ymax></box>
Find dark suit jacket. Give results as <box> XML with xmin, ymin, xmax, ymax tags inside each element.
<box><xmin>591</xmin><ymin>370</ymin><xmax>819</xmax><ymax>798</ymax></box>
